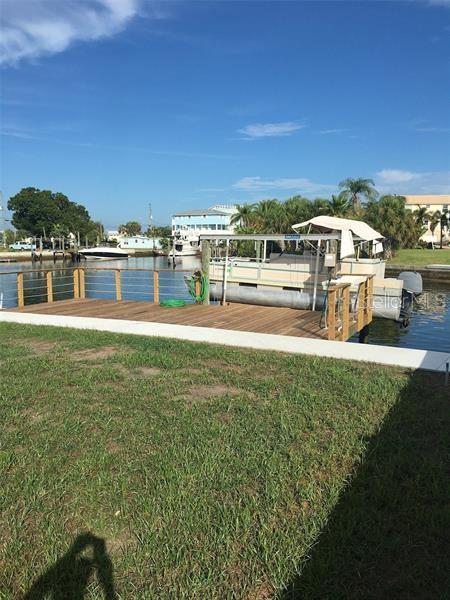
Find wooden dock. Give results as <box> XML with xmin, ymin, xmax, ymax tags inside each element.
<box><xmin>12</xmin><ymin>299</ymin><xmax>329</xmax><ymax>339</ymax></box>
<box><xmin>2</xmin><ymin>266</ymin><xmax>374</xmax><ymax>341</ymax></box>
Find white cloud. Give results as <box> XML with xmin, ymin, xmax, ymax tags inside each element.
<box><xmin>376</xmin><ymin>169</ymin><xmax>423</xmax><ymax>184</ymax></box>
<box><xmin>237</xmin><ymin>121</ymin><xmax>305</xmax><ymax>139</ymax></box>
<box><xmin>415</xmin><ymin>126</ymin><xmax>450</xmax><ymax>133</ymax></box>
<box><xmin>232</xmin><ymin>176</ymin><xmax>334</xmax><ymax>194</ymax></box>
<box><xmin>375</xmin><ymin>170</ymin><xmax>450</xmax><ymax>195</ymax></box>
<box><xmin>0</xmin><ymin>0</ymin><xmax>146</xmax><ymax>66</ymax></box>
<box><xmin>318</xmin><ymin>128</ymin><xmax>348</xmax><ymax>135</ymax></box>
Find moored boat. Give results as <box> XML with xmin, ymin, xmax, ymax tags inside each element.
<box><xmin>78</xmin><ymin>246</ymin><xmax>129</xmax><ymax>260</ymax></box>
<box><xmin>200</xmin><ymin>216</ymin><xmax>422</xmax><ymax>323</ymax></box>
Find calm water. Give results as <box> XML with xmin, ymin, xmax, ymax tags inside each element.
<box><xmin>1</xmin><ymin>257</ymin><xmax>449</xmax><ymax>353</ymax></box>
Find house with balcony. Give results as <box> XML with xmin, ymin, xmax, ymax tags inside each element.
<box><xmin>171</xmin><ymin>205</ymin><xmax>238</xmax><ymax>236</ymax></box>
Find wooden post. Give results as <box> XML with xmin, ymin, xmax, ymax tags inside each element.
<box><xmin>194</xmin><ymin>278</ymin><xmax>201</xmax><ymax>300</ymax></box>
<box><xmin>201</xmin><ymin>240</ymin><xmax>211</xmax><ymax>305</ymax></box>
<box><xmin>222</xmin><ymin>239</ymin><xmax>230</xmax><ymax>306</ymax></box>
<box><xmin>367</xmin><ymin>276</ymin><xmax>374</xmax><ymax>323</ymax></box>
<box><xmin>153</xmin><ymin>271</ymin><xmax>159</xmax><ymax>304</ymax></box>
<box><xmin>79</xmin><ymin>268</ymin><xmax>86</xmax><ymax>299</ymax></box>
<box><xmin>115</xmin><ymin>270</ymin><xmax>122</xmax><ymax>301</ymax></box>
<box><xmin>46</xmin><ymin>271</ymin><xmax>53</xmax><ymax>303</ymax></box>
<box><xmin>17</xmin><ymin>272</ymin><xmax>24</xmax><ymax>308</ymax></box>
<box><xmin>327</xmin><ymin>289</ymin><xmax>336</xmax><ymax>341</ymax></box>
<box><xmin>364</xmin><ymin>275</ymin><xmax>374</xmax><ymax>324</ymax></box>
<box><xmin>357</xmin><ymin>282</ymin><xmax>364</xmax><ymax>331</ymax></box>
<box><xmin>73</xmin><ymin>268</ymin><xmax>80</xmax><ymax>299</ymax></box>
<box><xmin>342</xmin><ymin>285</ymin><xmax>350</xmax><ymax>341</ymax></box>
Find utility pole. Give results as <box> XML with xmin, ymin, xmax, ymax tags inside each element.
<box><xmin>149</xmin><ymin>202</ymin><xmax>155</xmax><ymax>249</ymax></box>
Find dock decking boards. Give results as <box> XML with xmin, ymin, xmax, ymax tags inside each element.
<box><xmin>11</xmin><ymin>299</ymin><xmax>329</xmax><ymax>339</ymax></box>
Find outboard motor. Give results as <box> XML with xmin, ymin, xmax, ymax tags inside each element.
<box><xmin>398</xmin><ymin>271</ymin><xmax>423</xmax><ymax>296</ymax></box>
<box><xmin>397</xmin><ymin>271</ymin><xmax>423</xmax><ymax>327</ymax></box>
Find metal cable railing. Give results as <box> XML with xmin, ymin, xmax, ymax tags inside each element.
<box><xmin>0</xmin><ymin>266</ymin><xmax>196</xmax><ymax>309</ymax></box>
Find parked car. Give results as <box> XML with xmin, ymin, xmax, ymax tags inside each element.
<box><xmin>9</xmin><ymin>241</ymin><xmax>36</xmax><ymax>251</ymax></box>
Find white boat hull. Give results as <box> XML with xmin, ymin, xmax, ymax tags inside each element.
<box><xmin>79</xmin><ymin>247</ymin><xmax>128</xmax><ymax>260</ymax></box>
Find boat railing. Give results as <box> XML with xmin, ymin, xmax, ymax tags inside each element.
<box><xmin>0</xmin><ymin>266</ymin><xmax>195</xmax><ymax>310</ymax></box>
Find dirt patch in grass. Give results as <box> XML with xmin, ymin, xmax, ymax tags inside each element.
<box><xmin>179</xmin><ymin>384</ymin><xmax>256</xmax><ymax>409</ymax></box>
<box><xmin>189</xmin><ymin>384</ymin><xmax>250</xmax><ymax>402</ymax></box>
<box><xmin>19</xmin><ymin>407</ymin><xmax>44</xmax><ymax>422</ymax></box>
<box><xmin>246</xmin><ymin>580</ymin><xmax>274</xmax><ymax>600</ymax></box>
<box><xmin>71</xmin><ymin>346</ymin><xmax>118</xmax><ymax>362</ymax></box>
<box><xmin>107</xmin><ymin>440</ymin><xmax>121</xmax><ymax>454</ymax></box>
<box><xmin>28</xmin><ymin>340</ymin><xmax>58</xmax><ymax>353</ymax></box>
<box><xmin>107</xmin><ymin>530</ymin><xmax>134</xmax><ymax>554</ymax></box>
<box><xmin>138</xmin><ymin>367</ymin><xmax>161</xmax><ymax>376</ymax></box>
<box><xmin>9</xmin><ymin>340</ymin><xmax>58</xmax><ymax>353</ymax></box>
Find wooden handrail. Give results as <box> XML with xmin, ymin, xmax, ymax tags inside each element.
<box><xmin>327</xmin><ymin>282</ymin><xmax>351</xmax><ymax>292</ymax></box>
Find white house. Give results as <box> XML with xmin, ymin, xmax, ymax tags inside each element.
<box><xmin>171</xmin><ymin>205</ymin><xmax>238</xmax><ymax>236</ymax></box>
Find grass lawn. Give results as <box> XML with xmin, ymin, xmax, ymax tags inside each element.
<box><xmin>1</xmin><ymin>323</ymin><xmax>449</xmax><ymax>598</ymax></box>
<box><xmin>389</xmin><ymin>247</ymin><xmax>450</xmax><ymax>266</ymax></box>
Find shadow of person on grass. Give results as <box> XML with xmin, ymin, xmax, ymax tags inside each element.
<box><xmin>23</xmin><ymin>533</ymin><xmax>116</xmax><ymax>600</ymax></box>
<box><xmin>280</xmin><ymin>370</ymin><xmax>450</xmax><ymax>599</ymax></box>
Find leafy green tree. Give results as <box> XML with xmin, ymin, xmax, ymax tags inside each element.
<box><xmin>365</xmin><ymin>195</ymin><xmax>422</xmax><ymax>253</ymax></box>
<box><xmin>7</xmin><ymin>187</ymin><xmax>94</xmax><ymax>237</ymax></box>
<box><xmin>284</xmin><ymin>196</ymin><xmax>314</xmax><ymax>226</ymax></box>
<box><xmin>311</xmin><ymin>198</ymin><xmax>331</xmax><ymax>217</ymax></box>
<box><xmin>118</xmin><ymin>221</ymin><xmax>142</xmax><ymax>236</ymax></box>
<box><xmin>230</xmin><ymin>204</ymin><xmax>257</xmax><ymax>228</ymax></box>
<box><xmin>145</xmin><ymin>225</ymin><xmax>172</xmax><ymax>238</ymax></box>
<box><xmin>429</xmin><ymin>211</ymin><xmax>441</xmax><ymax>235</ymax></box>
<box><xmin>413</xmin><ymin>206</ymin><xmax>432</xmax><ymax>226</ymax></box>
<box><xmin>339</xmin><ymin>178</ymin><xmax>378</xmax><ymax>212</ymax></box>
<box><xmin>253</xmin><ymin>199</ymin><xmax>285</xmax><ymax>233</ymax></box>
<box><xmin>325</xmin><ymin>193</ymin><xmax>350</xmax><ymax>217</ymax></box>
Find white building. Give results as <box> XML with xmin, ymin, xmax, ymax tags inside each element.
<box><xmin>405</xmin><ymin>195</ymin><xmax>450</xmax><ymax>244</ymax></box>
<box><xmin>118</xmin><ymin>235</ymin><xmax>162</xmax><ymax>250</ymax></box>
<box><xmin>171</xmin><ymin>205</ymin><xmax>238</xmax><ymax>236</ymax></box>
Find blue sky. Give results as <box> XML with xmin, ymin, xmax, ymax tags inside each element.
<box><xmin>1</xmin><ymin>0</ymin><xmax>449</xmax><ymax>229</ymax></box>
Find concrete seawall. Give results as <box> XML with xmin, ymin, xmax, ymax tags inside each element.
<box><xmin>386</xmin><ymin>265</ymin><xmax>450</xmax><ymax>284</ymax></box>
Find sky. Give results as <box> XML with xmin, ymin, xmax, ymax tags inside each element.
<box><xmin>1</xmin><ymin>0</ymin><xmax>449</xmax><ymax>229</ymax></box>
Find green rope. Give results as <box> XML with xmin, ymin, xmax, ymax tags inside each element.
<box><xmin>188</xmin><ymin>271</ymin><xmax>209</xmax><ymax>303</ymax></box>
<box><xmin>160</xmin><ymin>299</ymin><xmax>186</xmax><ymax>308</ymax></box>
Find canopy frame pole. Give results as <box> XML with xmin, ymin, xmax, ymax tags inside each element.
<box><xmin>312</xmin><ymin>241</ymin><xmax>321</xmax><ymax>311</ymax></box>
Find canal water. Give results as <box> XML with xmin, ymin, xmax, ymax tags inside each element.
<box><xmin>1</xmin><ymin>257</ymin><xmax>449</xmax><ymax>353</ymax></box>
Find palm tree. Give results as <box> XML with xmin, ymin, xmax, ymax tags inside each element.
<box><xmin>429</xmin><ymin>211</ymin><xmax>441</xmax><ymax>235</ymax></box>
<box><xmin>413</xmin><ymin>206</ymin><xmax>431</xmax><ymax>226</ymax></box>
<box><xmin>338</xmin><ymin>178</ymin><xmax>378</xmax><ymax>212</ymax></box>
<box><xmin>253</xmin><ymin>199</ymin><xmax>284</xmax><ymax>233</ymax></box>
<box><xmin>230</xmin><ymin>203</ymin><xmax>256</xmax><ymax>228</ymax></box>
<box><xmin>326</xmin><ymin>193</ymin><xmax>350</xmax><ymax>217</ymax></box>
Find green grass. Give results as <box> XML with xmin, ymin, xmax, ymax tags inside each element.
<box><xmin>389</xmin><ymin>247</ymin><xmax>450</xmax><ymax>266</ymax></box>
<box><xmin>1</xmin><ymin>324</ymin><xmax>448</xmax><ymax>598</ymax></box>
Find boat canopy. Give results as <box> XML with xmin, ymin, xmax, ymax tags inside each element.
<box><xmin>292</xmin><ymin>216</ymin><xmax>384</xmax><ymax>258</ymax></box>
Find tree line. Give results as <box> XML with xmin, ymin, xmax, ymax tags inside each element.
<box><xmin>231</xmin><ymin>178</ymin><xmax>450</xmax><ymax>252</ymax></box>
<box><xmin>6</xmin><ymin>187</ymin><xmax>104</xmax><ymax>245</ymax></box>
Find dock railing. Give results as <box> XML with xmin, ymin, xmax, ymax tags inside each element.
<box><xmin>0</xmin><ymin>266</ymin><xmax>195</xmax><ymax>309</ymax></box>
<box><xmin>326</xmin><ymin>275</ymin><xmax>374</xmax><ymax>341</ymax></box>
<box><xmin>1</xmin><ymin>267</ymin><xmax>374</xmax><ymax>343</ymax></box>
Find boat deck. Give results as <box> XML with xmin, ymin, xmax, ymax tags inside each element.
<box><xmin>11</xmin><ymin>299</ymin><xmax>329</xmax><ymax>339</ymax></box>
